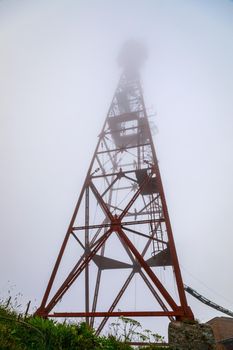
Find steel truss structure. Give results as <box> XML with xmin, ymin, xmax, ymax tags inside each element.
<box><xmin>36</xmin><ymin>68</ymin><xmax>194</xmax><ymax>332</ymax></box>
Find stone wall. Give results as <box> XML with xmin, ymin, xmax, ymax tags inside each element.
<box><xmin>168</xmin><ymin>321</ymin><xmax>216</xmax><ymax>350</ymax></box>
<box><xmin>207</xmin><ymin>317</ymin><xmax>233</xmax><ymax>350</ymax></box>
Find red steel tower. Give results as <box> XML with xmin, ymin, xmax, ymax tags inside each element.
<box><xmin>36</xmin><ymin>41</ymin><xmax>194</xmax><ymax>332</ymax></box>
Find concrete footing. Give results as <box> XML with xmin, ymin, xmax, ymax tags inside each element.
<box><xmin>168</xmin><ymin>321</ymin><xmax>216</xmax><ymax>350</ymax></box>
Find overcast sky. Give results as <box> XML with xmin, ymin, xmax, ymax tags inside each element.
<box><xmin>0</xmin><ymin>0</ymin><xmax>233</xmax><ymax>337</ymax></box>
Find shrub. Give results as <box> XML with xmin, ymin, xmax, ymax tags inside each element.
<box><xmin>0</xmin><ymin>302</ymin><xmax>169</xmax><ymax>349</ymax></box>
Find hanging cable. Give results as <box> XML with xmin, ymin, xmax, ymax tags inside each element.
<box><xmin>181</xmin><ymin>265</ymin><xmax>233</xmax><ymax>305</ymax></box>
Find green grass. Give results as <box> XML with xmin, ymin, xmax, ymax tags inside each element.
<box><xmin>0</xmin><ymin>304</ymin><xmax>168</xmax><ymax>350</ymax></box>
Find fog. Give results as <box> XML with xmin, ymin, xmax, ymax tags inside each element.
<box><xmin>0</xmin><ymin>0</ymin><xmax>233</xmax><ymax>338</ymax></box>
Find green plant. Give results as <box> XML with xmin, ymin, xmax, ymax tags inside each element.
<box><xmin>109</xmin><ymin>316</ymin><xmax>142</xmax><ymax>342</ymax></box>
<box><xmin>0</xmin><ymin>300</ymin><xmax>168</xmax><ymax>350</ymax></box>
<box><xmin>108</xmin><ymin>316</ymin><xmax>165</xmax><ymax>347</ymax></box>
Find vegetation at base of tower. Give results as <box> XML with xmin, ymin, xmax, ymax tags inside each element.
<box><xmin>109</xmin><ymin>316</ymin><xmax>165</xmax><ymax>344</ymax></box>
<box><xmin>0</xmin><ymin>301</ymin><xmax>169</xmax><ymax>350</ymax></box>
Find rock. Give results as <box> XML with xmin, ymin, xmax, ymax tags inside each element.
<box><xmin>168</xmin><ymin>320</ymin><xmax>216</xmax><ymax>350</ymax></box>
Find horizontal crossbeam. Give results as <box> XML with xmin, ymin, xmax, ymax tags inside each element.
<box><xmin>97</xmin><ymin>143</ymin><xmax>151</xmax><ymax>155</ymax></box>
<box><xmin>72</xmin><ymin>218</ymin><xmax>165</xmax><ymax>231</ymax></box>
<box><xmin>48</xmin><ymin>310</ymin><xmax>184</xmax><ymax>318</ymax></box>
<box><xmin>126</xmin><ymin>342</ymin><xmax>169</xmax><ymax>348</ymax></box>
<box><xmin>91</xmin><ymin>168</ymin><xmax>152</xmax><ymax>179</ymax></box>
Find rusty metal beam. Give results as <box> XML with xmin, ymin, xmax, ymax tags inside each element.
<box><xmin>97</xmin><ymin>143</ymin><xmax>151</xmax><ymax>155</ymax></box>
<box><xmin>40</xmin><ymin>228</ymin><xmax>113</xmax><ymax>316</ymax></box>
<box><xmin>73</xmin><ymin>218</ymin><xmax>165</xmax><ymax>231</ymax></box>
<box><xmin>117</xmin><ymin>227</ymin><xmax>178</xmax><ymax>311</ymax></box>
<box><xmin>36</xmin><ymin>66</ymin><xmax>194</xmax><ymax>329</ymax></box>
<box><xmin>85</xmin><ymin>187</ymin><xmax>90</xmax><ymax>325</ymax></box>
<box><xmin>49</xmin><ymin>310</ymin><xmax>184</xmax><ymax>318</ymax></box>
<box><xmin>96</xmin><ymin>271</ymin><xmax>135</xmax><ymax>335</ymax></box>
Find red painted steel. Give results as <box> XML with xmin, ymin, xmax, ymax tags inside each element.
<box><xmin>49</xmin><ymin>311</ymin><xmax>184</xmax><ymax>318</ymax></box>
<box><xmin>35</xmin><ymin>60</ymin><xmax>194</xmax><ymax>330</ymax></box>
<box><xmin>126</xmin><ymin>342</ymin><xmax>169</xmax><ymax>347</ymax></box>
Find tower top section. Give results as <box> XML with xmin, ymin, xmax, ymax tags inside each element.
<box><xmin>117</xmin><ymin>39</ymin><xmax>148</xmax><ymax>73</ymax></box>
